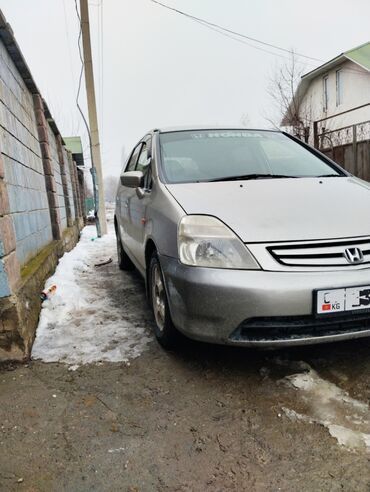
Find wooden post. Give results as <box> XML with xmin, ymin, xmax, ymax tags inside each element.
<box><xmin>313</xmin><ymin>121</ymin><xmax>319</xmax><ymax>149</ymax></box>
<box><xmin>352</xmin><ymin>125</ymin><xmax>357</xmax><ymax>176</ymax></box>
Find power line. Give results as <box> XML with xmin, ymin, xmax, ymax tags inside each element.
<box><xmin>62</xmin><ymin>0</ymin><xmax>76</xmax><ymax>86</ymax></box>
<box><xmin>150</xmin><ymin>0</ymin><xmax>323</xmax><ymax>63</ymax></box>
<box><xmin>100</xmin><ymin>0</ymin><xmax>104</xmax><ymax>149</ymax></box>
<box><xmin>190</xmin><ymin>16</ymin><xmax>317</xmax><ymax>66</ymax></box>
<box><xmin>74</xmin><ymin>0</ymin><xmax>92</xmax><ymax>154</ymax></box>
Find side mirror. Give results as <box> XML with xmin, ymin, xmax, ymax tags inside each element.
<box><xmin>120</xmin><ymin>170</ymin><xmax>144</xmax><ymax>188</ymax></box>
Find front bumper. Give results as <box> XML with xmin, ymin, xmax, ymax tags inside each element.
<box><xmin>159</xmin><ymin>255</ymin><xmax>370</xmax><ymax>347</ymax></box>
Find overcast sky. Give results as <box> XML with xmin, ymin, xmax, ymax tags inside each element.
<box><xmin>1</xmin><ymin>0</ymin><xmax>370</xmax><ymax>178</ymax></box>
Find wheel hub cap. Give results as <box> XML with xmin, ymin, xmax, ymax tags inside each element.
<box><xmin>152</xmin><ymin>264</ymin><xmax>165</xmax><ymax>331</ymax></box>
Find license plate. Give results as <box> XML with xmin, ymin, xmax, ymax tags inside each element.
<box><xmin>316</xmin><ymin>285</ymin><xmax>370</xmax><ymax>315</ymax></box>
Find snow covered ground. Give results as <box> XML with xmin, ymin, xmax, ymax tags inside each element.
<box><xmin>278</xmin><ymin>360</ymin><xmax>370</xmax><ymax>451</ymax></box>
<box><xmin>32</xmin><ymin>216</ymin><xmax>152</xmax><ymax>367</ymax></box>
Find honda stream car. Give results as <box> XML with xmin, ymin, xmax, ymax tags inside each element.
<box><xmin>115</xmin><ymin>127</ymin><xmax>370</xmax><ymax>348</ymax></box>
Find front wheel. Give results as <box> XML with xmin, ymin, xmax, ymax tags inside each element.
<box><xmin>149</xmin><ymin>253</ymin><xmax>181</xmax><ymax>349</ymax></box>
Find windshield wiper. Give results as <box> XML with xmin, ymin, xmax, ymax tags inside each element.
<box><xmin>315</xmin><ymin>174</ymin><xmax>342</xmax><ymax>177</ymax></box>
<box><xmin>205</xmin><ymin>173</ymin><xmax>299</xmax><ymax>183</ymax></box>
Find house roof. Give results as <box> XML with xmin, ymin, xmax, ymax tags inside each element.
<box><xmin>64</xmin><ymin>137</ymin><xmax>85</xmax><ymax>167</ymax></box>
<box><xmin>281</xmin><ymin>42</ymin><xmax>370</xmax><ymax>126</ymax></box>
<box><xmin>345</xmin><ymin>42</ymin><xmax>370</xmax><ymax>71</ymax></box>
<box><xmin>302</xmin><ymin>41</ymin><xmax>370</xmax><ymax>81</ymax></box>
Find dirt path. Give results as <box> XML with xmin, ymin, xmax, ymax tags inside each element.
<box><xmin>1</xmin><ymin>227</ymin><xmax>370</xmax><ymax>491</ymax></box>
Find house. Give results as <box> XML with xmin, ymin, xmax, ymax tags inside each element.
<box><xmin>282</xmin><ymin>42</ymin><xmax>370</xmax><ymax>179</ymax></box>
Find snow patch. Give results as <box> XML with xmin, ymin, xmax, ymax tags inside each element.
<box><xmin>280</xmin><ymin>363</ymin><xmax>370</xmax><ymax>452</ymax></box>
<box><xmin>108</xmin><ymin>447</ymin><xmax>125</xmax><ymax>454</ymax></box>
<box><xmin>32</xmin><ymin>221</ymin><xmax>151</xmax><ymax>365</ymax></box>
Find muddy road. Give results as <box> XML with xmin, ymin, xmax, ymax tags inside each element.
<box><xmin>1</xmin><ymin>238</ymin><xmax>370</xmax><ymax>491</ymax></box>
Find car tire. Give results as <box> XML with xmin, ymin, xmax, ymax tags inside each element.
<box><xmin>116</xmin><ymin>226</ymin><xmax>134</xmax><ymax>271</ymax></box>
<box><xmin>149</xmin><ymin>252</ymin><xmax>181</xmax><ymax>349</ymax></box>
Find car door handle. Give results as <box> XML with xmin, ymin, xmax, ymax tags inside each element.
<box><xmin>124</xmin><ymin>200</ymin><xmax>129</xmax><ymax>208</ymax></box>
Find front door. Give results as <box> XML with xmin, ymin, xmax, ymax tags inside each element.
<box><xmin>127</xmin><ymin>138</ymin><xmax>153</xmax><ymax>269</ymax></box>
<box><xmin>117</xmin><ymin>142</ymin><xmax>142</xmax><ymax>255</ymax></box>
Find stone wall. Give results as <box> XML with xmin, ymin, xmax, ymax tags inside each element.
<box><xmin>0</xmin><ymin>9</ymin><xmax>86</xmax><ymax>360</ymax></box>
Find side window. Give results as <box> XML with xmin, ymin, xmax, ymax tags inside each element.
<box><xmin>143</xmin><ymin>166</ymin><xmax>152</xmax><ymax>190</ymax></box>
<box><xmin>336</xmin><ymin>69</ymin><xmax>343</xmax><ymax>106</ymax></box>
<box><xmin>125</xmin><ymin>143</ymin><xmax>142</xmax><ymax>172</ymax></box>
<box><xmin>136</xmin><ymin>143</ymin><xmax>148</xmax><ymax>173</ymax></box>
<box><xmin>144</xmin><ymin>137</ymin><xmax>153</xmax><ymax>189</ymax></box>
<box><xmin>323</xmin><ymin>75</ymin><xmax>329</xmax><ymax>111</ymax></box>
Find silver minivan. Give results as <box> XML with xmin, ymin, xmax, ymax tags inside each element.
<box><xmin>115</xmin><ymin>127</ymin><xmax>370</xmax><ymax>348</ymax></box>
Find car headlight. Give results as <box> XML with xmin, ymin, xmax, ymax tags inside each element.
<box><xmin>178</xmin><ymin>215</ymin><xmax>260</xmax><ymax>269</ymax></box>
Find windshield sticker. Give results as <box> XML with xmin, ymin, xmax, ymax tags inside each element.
<box><xmin>190</xmin><ymin>132</ymin><xmax>264</xmax><ymax>139</ymax></box>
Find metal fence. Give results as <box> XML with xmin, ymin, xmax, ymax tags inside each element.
<box><xmin>313</xmin><ymin>111</ymin><xmax>370</xmax><ymax>181</ymax></box>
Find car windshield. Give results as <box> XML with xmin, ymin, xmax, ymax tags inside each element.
<box><xmin>159</xmin><ymin>130</ymin><xmax>343</xmax><ymax>183</ymax></box>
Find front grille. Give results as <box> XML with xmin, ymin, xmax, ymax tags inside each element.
<box><xmin>268</xmin><ymin>237</ymin><xmax>370</xmax><ymax>268</ymax></box>
<box><xmin>232</xmin><ymin>312</ymin><xmax>370</xmax><ymax>341</ymax></box>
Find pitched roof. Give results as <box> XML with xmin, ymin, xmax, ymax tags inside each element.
<box><xmin>345</xmin><ymin>42</ymin><xmax>370</xmax><ymax>71</ymax></box>
<box><xmin>301</xmin><ymin>41</ymin><xmax>370</xmax><ymax>81</ymax></box>
<box><xmin>281</xmin><ymin>42</ymin><xmax>370</xmax><ymax>126</ymax></box>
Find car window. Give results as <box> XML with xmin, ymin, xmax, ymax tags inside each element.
<box><xmin>136</xmin><ymin>143</ymin><xmax>149</xmax><ymax>173</ymax></box>
<box><xmin>125</xmin><ymin>143</ymin><xmax>142</xmax><ymax>172</ymax></box>
<box><xmin>136</xmin><ymin>140</ymin><xmax>153</xmax><ymax>190</ymax></box>
<box><xmin>143</xmin><ymin>165</ymin><xmax>152</xmax><ymax>190</ymax></box>
<box><xmin>159</xmin><ymin>131</ymin><xmax>343</xmax><ymax>183</ymax></box>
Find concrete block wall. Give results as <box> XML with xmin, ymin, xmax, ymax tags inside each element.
<box><xmin>0</xmin><ymin>8</ymin><xmax>87</xmax><ymax>360</ymax></box>
<box><xmin>47</xmin><ymin>125</ymin><xmax>67</xmax><ymax>231</ymax></box>
<box><xmin>63</xmin><ymin>147</ymin><xmax>76</xmax><ymax>220</ymax></box>
<box><xmin>0</xmin><ymin>152</ymin><xmax>20</xmax><ymax>298</ymax></box>
<box><xmin>0</xmin><ymin>41</ymin><xmax>52</xmax><ymax>267</ymax></box>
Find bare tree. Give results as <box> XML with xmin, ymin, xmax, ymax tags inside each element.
<box><xmin>104</xmin><ymin>175</ymin><xmax>118</xmax><ymax>203</ymax></box>
<box><xmin>240</xmin><ymin>113</ymin><xmax>250</xmax><ymax>128</ymax></box>
<box><xmin>84</xmin><ymin>179</ymin><xmax>93</xmax><ymax>199</ymax></box>
<box><xmin>267</xmin><ymin>51</ymin><xmax>311</xmax><ymax>142</ymax></box>
<box><xmin>121</xmin><ymin>145</ymin><xmax>128</xmax><ymax>169</ymax></box>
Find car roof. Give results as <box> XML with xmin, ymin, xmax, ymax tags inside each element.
<box><xmin>152</xmin><ymin>126</ymin><xmax>281</xmax><ymax>134</ymax></box>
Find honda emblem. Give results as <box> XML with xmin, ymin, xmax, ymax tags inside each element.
<box><xmin>344</xmin><ymin>247</ymin><xmax>364</xmax><ymax>264</ymax></box>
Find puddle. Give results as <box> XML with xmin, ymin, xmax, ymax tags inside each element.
<box><xmin>277</xmin><ymin>360</ymin><xmax>370</xmax><ymax>452</ymax></box>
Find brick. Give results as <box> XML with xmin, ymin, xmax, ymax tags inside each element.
<box><xmin>34</xmin><ymin>108</ymin><xmax>46</xmax><ymax>127</ymax></box>
<box><xmin>0</xmin><ymin>181</ymin><xmax>10</xmax><ymax>216</ymax></box>
<box><xmin>0</xmin><ymin>215</ymin><xmax>16</xmax><ymax>257</ymax></box>
<box><xmin>44</xmin><ymin>174</ymin><xmax>56</xmax><ymax>193</ymax></box>
<box><xmin>49</xmin><ymin>206</ymin><xmax>61</xmax><ymax>226</ymax></box>
<box><xmin>0</xmin><ymin>154</ymin><xmax>4</xmax><ymax>180</ymax></box>
<box><xmin>32</xmin><ymin>93</ymin><xmax>43</xmax><ymax>111</ymax></box>
<box><xmin>36</xmin><ymin>125</ymin><xmax>49</xmax><ymax>143</ymax></box>
<box><xmin>39</xmin><ymin>141</ymin><xmax>51</xmax><ymax>160</ymax></box>
<box><xmin>47</xmin><ymin>190</ymin><xmax>58</xmax><ymax>208</ymax></box>
<box><xmin>51</xmin><ymin>222</ymin><xmax>62</xmax><ymax>240</ymax></box>
<box><xmin>42</xmin><ymin>158</ymin><xmax>53</xmax><ymax>176</ymax></box>
<box><xmin>3</xmin><ymin>251</ymin><xmax>20</xmax><ymax>291</ymax></box>
<box><xmin>49</xmin><ymin>206</ymin><xmax>62</xmax><ymax>240</ymax></box>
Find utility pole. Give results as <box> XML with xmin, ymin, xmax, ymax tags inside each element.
<box><xmin>80</xmin><ymin>0</ymin><xmax>107</xmax><ymax>236</ymax></box>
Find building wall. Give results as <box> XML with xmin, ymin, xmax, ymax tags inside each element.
<box><xmin>47</xmin><ymin>125</ymin><xmax>67</xmax><ymax>231</ymax></box>
<box><xmin>63</xmin><ymin>147</ymin><xmax>76</xmax><ymax>220</ymax></box>
<box><xmin>0</xmin><ymin>7</ymin><xmax>87</xmax><ymax>360</ymax></box>
<box><xmin>300</xmin><ymin>60</ymin><xmax>370</xmax><ymax>144</ymax></box>
<box><xmin>0</xmin><ymin>40</ymin><xmax>52</xmax><ymax>266</ymax></box>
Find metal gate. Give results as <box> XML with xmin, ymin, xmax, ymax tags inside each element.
<box><xmin>315</xmin><ymin>121</ymin><xmax>370</xmax><ymax>180</ymax></box>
